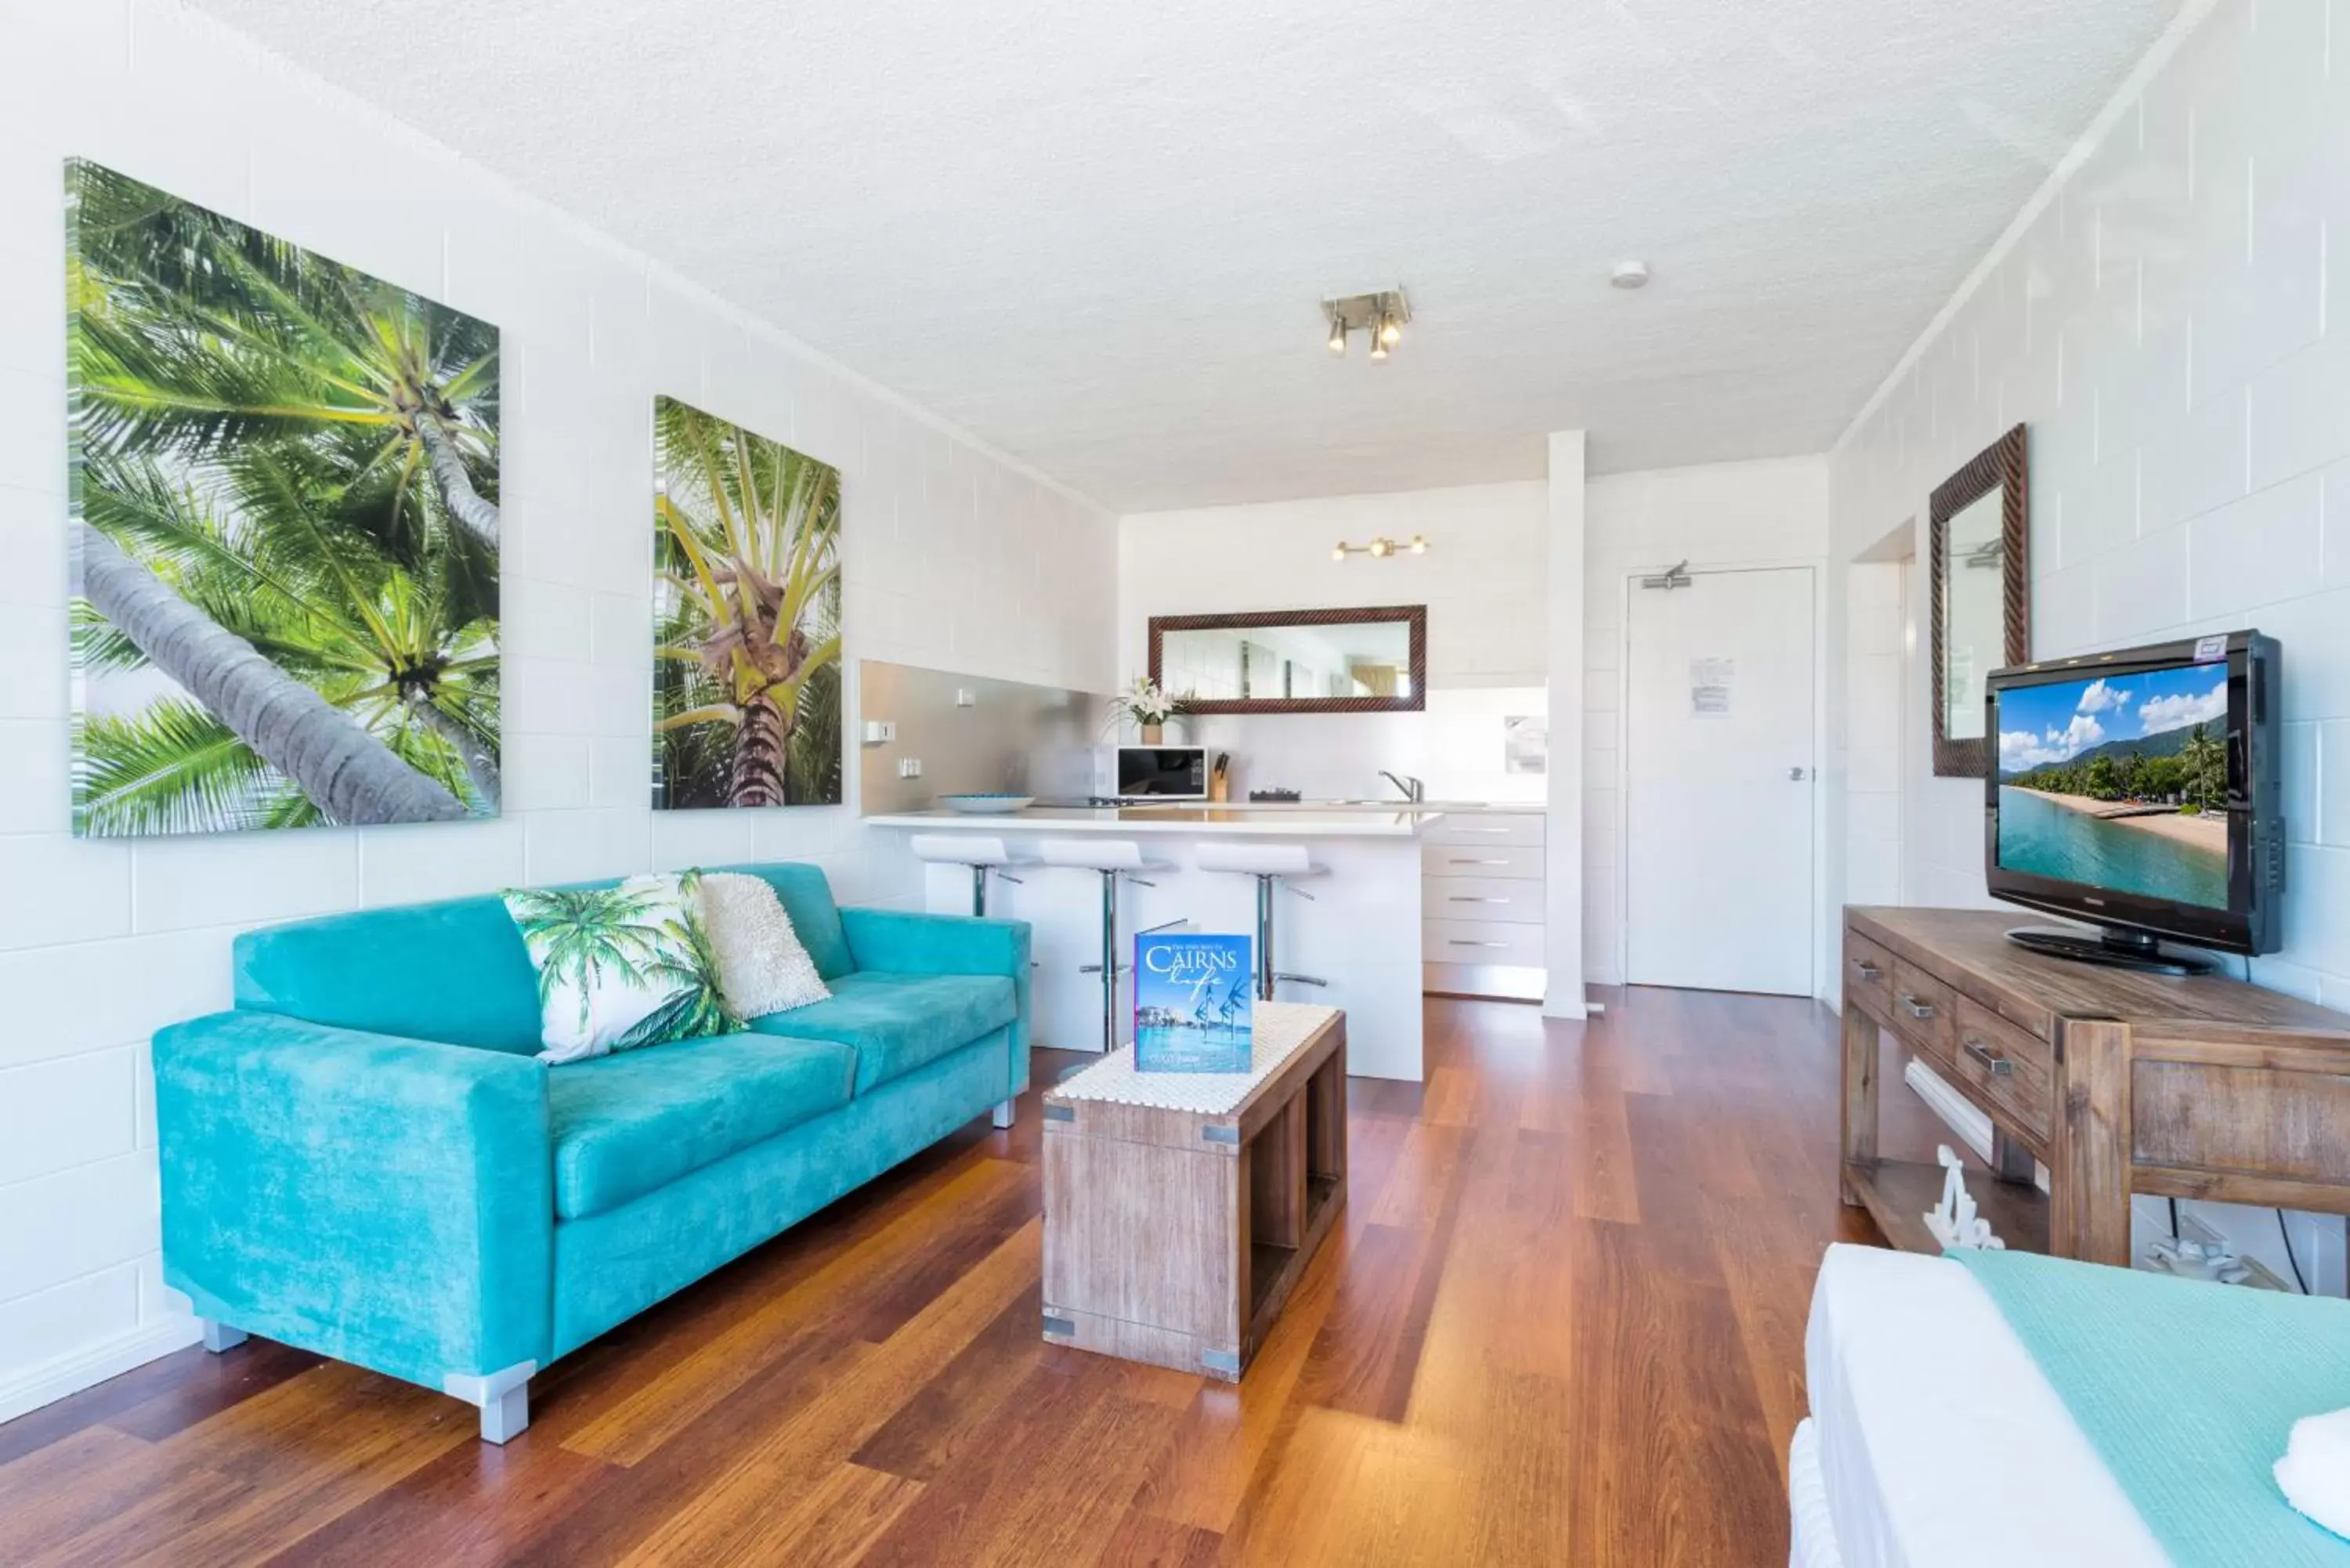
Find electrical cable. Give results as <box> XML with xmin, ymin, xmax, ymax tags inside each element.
<box><xmin>2279</xmin><ymin>1208</ymin><xmax>2309</xmax><ymax>1294</ymax></box>
<box><xmin>2167</xmin><ymin>1197</ymin><xmax>2180</xmax><ymax>1241</ymax></box>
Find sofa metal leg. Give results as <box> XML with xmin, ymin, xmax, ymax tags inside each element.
<box><xmin>444</xmin><ymin>1360</ymin><xmax>536</xmax><ymax>1445</ymax></box>
<box><xmin>479</xmin><ymin>1381</ymin><xmax>530</xmax><ymax>1444</ymax></box>
<box><xmin>992</xmin><ymin>1098</ymin><xmax>1017</xmax><ymax>1129</ymax></box>
<box><xmin>200</xmin><ymin>1320</ymin><xmax>248</xmax><ymax>1353</ymax></box>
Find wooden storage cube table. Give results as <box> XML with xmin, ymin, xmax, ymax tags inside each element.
<box><xmin>1041</xmin><ymin>1002</ymin><xmax>1347</xmax><ymax>1380</ymax></box>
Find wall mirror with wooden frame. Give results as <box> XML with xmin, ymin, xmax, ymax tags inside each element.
<box><xmin>1148</xmin><ymin>605</ymin><xmax>1427</xmax><ymax>714</ymax></box>
<box><xmin>1930</xmin><ymin>425</ymin><xmax>2029</xmax><ymax>777</ymax></box>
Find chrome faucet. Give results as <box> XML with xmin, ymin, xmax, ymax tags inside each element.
<box><xmin>1378</xmin><ymin>770</ymin><xmax>1425</xmax><ymax>803</ymax></box>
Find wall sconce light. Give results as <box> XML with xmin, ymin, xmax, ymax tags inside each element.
<box><xmin>1321</xmin><ymin>288</ymin><xmax>1412</xmax><ymax>361</ymax></box>
<box><xmin>1332</xmin><ymin>534</ymin><xmax>1429</xmax><ymax>562</ymax></box>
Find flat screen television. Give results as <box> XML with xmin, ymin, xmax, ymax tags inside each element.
<box><xmin>1984</xmin><ymin>630</ymin><xmax>2283</xmax><ymax>974</ymax></box>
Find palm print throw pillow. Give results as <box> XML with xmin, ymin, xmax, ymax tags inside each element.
<box><xmin>501</xmin><ymin>870</ymin><xmax>740</xmax><ymax>1063</ymax></box>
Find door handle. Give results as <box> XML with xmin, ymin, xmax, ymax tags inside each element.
<box><xmin>1788</xmin><ymin>766</ymin><xmax>1810</xmax><ymax>781</ymax></box>
<box><xmin>1963</xmin><ymin>1037</ymin><xmax>2014</xmax><ymax>1076</ymax></box>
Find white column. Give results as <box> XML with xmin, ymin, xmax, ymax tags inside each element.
<box><xmin>1543</xmin><ymin>432</ymin><xmax>1588</xmax><ymax>1018</ymax></box>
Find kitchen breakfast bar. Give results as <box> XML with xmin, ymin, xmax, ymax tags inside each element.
<box><xmin>862</xmin><ymin>807</ymin><xmax>1438</xmax><ymax>1080</ymax></box>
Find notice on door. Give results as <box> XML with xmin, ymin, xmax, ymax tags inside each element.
<box><xmin>1690</xmin><ymin>657</ymin><xmax>1734</xmax><ymax>717</ymax></box>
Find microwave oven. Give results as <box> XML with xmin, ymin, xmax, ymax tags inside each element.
<box><xmin>1110</xmin><ymin>745</ymin><xmax>1209</xmax><ymax>799</ymax></box>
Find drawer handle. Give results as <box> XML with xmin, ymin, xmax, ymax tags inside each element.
<box><xmin>1963</xmin><ymin>1037</ymin><xmax>2014</xmax><ymax>1076</ymax></box>
<box><xmin>1897</xmin><ymin>994</ymin><xmax>1936</xmax><ymax>1021</ymax></box>
<box><xmin>1448</xmin><ymin>858</ymin><xmax>1509</xmax><ymax>865</ymax></box>
<box><xmin>1448</xmin><ymin>939</ymin><xmax>1510</xmax><ymax>948</ymax></box>
<box><xmin>1448</xmin><ymin>895</ymin><xmax>1509</xmax><ymax>903</ymax></box>
<box><xmin>1851</xmin><ymin>959</ymin><xmax>1881</xmax><ymax>981</ymax></box>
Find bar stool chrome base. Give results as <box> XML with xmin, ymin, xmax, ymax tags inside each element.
<box><xmin>1194</xmin><ymin>842</ymin><xmax>1329</xmax><ymax>1001</ymax></box>
<box><xmin>910</xmin><ymin>833</ymin><xmax>1025</xmax><ymax>916</ymax></box>
<box><xmin>1041</xmin><ymin>839</ymin><xmax>1171</xmax><ymax>1053</ymax></box>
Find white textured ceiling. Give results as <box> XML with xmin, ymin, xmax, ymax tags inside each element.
<box><xmin>195</xmin><ymin>0</ymin><xmax>2177</xmax><ymax>510</ymax></box>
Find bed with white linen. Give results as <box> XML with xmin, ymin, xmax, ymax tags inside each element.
<box><xmin>1791</xmin><ymin>1242</ymin><xmax>2171</xmax><ymax>1568</ymax></box>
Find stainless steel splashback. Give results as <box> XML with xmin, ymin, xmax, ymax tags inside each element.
<box><xmin>856</xmin><ymin>659</ymin><xmax>1106</xmax><ymax>814</ymax></box>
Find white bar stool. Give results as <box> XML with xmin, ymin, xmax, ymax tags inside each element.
<box><xmin>1039</xmin><ymin>838</ymin><xmax>1167</xmax><ymax>1053</ymax></box>
<box><xmin>1194</xmin><ymin>842</ymin><xmax>1328</xmax><ymax>1001</ymax></box>
<box><xmin>909</xmin><ymin>833</ymin><xmax>1025</xmax><ymax>916</ymax></box>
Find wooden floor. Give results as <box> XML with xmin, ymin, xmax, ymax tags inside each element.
<box><xmin>0</xmin><ymin>986</ymin><xmax>1938</xmax><ymax>1567</ymax></box>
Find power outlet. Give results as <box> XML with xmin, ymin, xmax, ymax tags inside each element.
<box><xmin>898</xmin><ymin>757</ymin><xmax>924</xmax><ymax>779</ymax></box>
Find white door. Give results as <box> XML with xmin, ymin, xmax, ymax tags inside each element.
<box><xmin>1624</xmin><ymin>565</ymin><xmax>1816</xmax><ymax>995</ymax></box>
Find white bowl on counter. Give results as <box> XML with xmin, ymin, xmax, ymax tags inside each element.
<box><xmin>939</xmin><ymin>793</ymin><xmax>1035</xmax><ymax>815</ymax></box>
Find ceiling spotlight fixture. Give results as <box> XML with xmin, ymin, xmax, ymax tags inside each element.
<box><xmin>1332</xmin><ymin>533</ymin><xmax>1429</xmax><ymax>562</ymax></box>
<box><xmin>1319</xmin><ymin>287</ymin><xmax>1412</xmax><ymax>362</ymax></box>
<box><xmin>1611</xmin><ymin>260</ymin><xmax>1651</xmax><ymax>290</ymax></box>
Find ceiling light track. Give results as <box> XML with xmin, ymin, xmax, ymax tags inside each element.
<box><xmin>1322</xmin><ymin>287</ymin><xmax>1412</xmax><ymax>361</ymax></box>
<box><xmin>1332</xmin><ymin>533</ymin><xmax>1428</xmax><ymax>562</ymax></box>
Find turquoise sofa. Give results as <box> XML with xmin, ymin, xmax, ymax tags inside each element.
<box><xmin>152</xmin><ymin>863</ymin><xmax>1029</xmax><ymax>1442</ymax></box>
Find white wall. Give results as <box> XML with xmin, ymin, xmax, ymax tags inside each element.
<box><xmin>1545</xmin><ymin>433</ymin><xmax>1590</xmax><ymax>1017</ymax></box>
<box><xmin>1826</xmin><ymin>0</ymin><xmax>2348</xmax><ymax>1289</ymax></box>
<box><xmin>1832</xmin><ymin>0</ymin><xmax>2345</xmax><ymax>992</ymax></box>
<box><xmin>0</xmin><ymin>1</ymin><xmax>1114</xmax><ymax>1419</ymax></box>
<box><xmin>1118</xmin><ymin>479</ymin><xmax>1549</xmax><ymax>800</ymax></box>
<box><xmin>1582</xmin><ymin>457</ymin><xmax>1831</xmax><ymax>985</ymax></box>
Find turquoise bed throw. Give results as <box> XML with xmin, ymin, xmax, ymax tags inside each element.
<box><xmin>1952</xmin><ymin>1248</ymin><xmax>2350</xmax><ymax>1566</ymax></box>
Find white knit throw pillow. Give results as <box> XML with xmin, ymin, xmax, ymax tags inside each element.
<box><xmin>696</xmin><ymin>872</ymin><xmax>831</xmax><ymax>1018</ymax></box>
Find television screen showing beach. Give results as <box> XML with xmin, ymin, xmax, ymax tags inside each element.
<box><xmin>1995</xmin><ymin>663</ymin><xmax>2232</xmax><ymax>909</ymax></box>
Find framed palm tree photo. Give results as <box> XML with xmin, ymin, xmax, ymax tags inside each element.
<box><xmin>652</xmin><ymin>396</ymin><xmax>842</xmax><ymax>810</ymax></box>
<box><xmin>66</xmin><ymin>161</ymin><xmax>501</xmax><ymax>836</ymax></box>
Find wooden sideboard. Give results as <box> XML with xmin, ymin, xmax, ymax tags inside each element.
<box><xmin>1841</xmin><ymin>906</ymin><xmax>2350</xmax><ymax>1265</ymax></box>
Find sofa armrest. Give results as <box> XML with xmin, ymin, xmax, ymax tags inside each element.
<box><xmin>839</xmin><ymin>909</ymin><xmax>1032</xmax><ymax>1094</ymax></box>
<box><xmin>153</xmin><ymin>1010</ymin><xmax>552</xmax><ymax>1388</ymax></box>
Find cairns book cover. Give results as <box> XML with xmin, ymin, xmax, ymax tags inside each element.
<box><xmin>1133</xmin><ymin>933</ymin><xmax>1254</xmax><ymax>1071</ymax></box>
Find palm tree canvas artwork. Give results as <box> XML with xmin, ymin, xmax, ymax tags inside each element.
<box><xmin>66</xmin><ymin>161</ymin><xmax>501</xmax><ymax>837</ymax></box>
<box><xmin>653</xmin><ymin>396</ymin><xmax>841</xmax><ymax>810</ymax></box>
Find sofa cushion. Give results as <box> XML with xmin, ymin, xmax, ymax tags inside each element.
<box><xmin>746</xmin><ymin>971</ymin><xmax>1018</xmax><ymax>1095</ymax></box>
<box><xmin>234</xmin><ymin>894</ymin><xmax>544</xmax><ymax>1054</ymax></box>
<box><xmin>548</xmin><ymin>1031</ymin><xmax>854</xmax><ymax>1220</ymax></box>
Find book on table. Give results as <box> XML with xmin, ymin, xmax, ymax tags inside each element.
<box><xmin>1133</xmin><ymin>933</ymin><xmax>1253</xmax><ymax>1071</ymax></box>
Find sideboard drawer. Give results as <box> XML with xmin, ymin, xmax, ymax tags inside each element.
<box><xmin>1423</xmin><ymin>844</ymin><xmax>1544</xmax><ymax>880</ymax></box>
<box><xmin>1423</xmin><ymin>876</ymin><xmax>1546</xmax><ymax>925</ymax></box>
<box><xmin>1888</xmin><ymin>959</ymin><xmax>1957</xmax><ymax>1064</ymax></box>
<box><xmin>1423</xmin><ymin>813</ymin><xmax>1544</xmax><ymax>848</ymax></box>
<box><xmin>1423</xmin><ymin>918</ymin><xmax>1547</xmax><ymax>967</ymax></box>
<box><xmin>1951</xmin><ymin>997</ymin><xmax>2053</xmax><ymax>1143</ymax></box>
<box><xmin>1844</xmin><ymin>930</ymin><xmax>1894</xmax><ymax>1019</ymax></box>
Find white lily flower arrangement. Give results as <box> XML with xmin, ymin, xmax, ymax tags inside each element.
<box><xmin>1106</xmin><ymin>677</ymin><xmax>1186</xmax><ymax>735</ymax></box>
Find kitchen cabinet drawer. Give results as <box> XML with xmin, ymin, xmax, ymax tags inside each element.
<box><xmin>1423</xmin><ymin>918</ymin><xmax>1547</xmax><ymax>966</ymax></box>
<box><xmin>1423</xmin><ymin>876</ymin><xmax>1546</xmax><ymax>926</ymax></box>
<box><xmin>1423</xmin><ymin>844</ymin><xmax>1544</xmax><ymax>880</ymax></box>
<box><xmin>1950</xmin><ymin>997</ymin><xmax>2053</xmax><ymax>1144</ymax></box>
<box><xmin>1887</xmin><ymin>959</ymin><xmax>1957</xmax><ymax>1064</ymax></box>
<box><xmin>1423</xmin><ymin>813</ymin><xmax>1544</xmax><ymax>848</ymax></box>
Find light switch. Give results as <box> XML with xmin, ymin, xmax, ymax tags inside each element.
<box><xmin>955</xmin><ymin>688</ymin><xmax>976</xmax><ymax>707</ymax></box>
<box><xmin>898</xmin><ymin>757</ymin><xmax>924</xmax><ymax>779</ymax></box>
<box><xmin>861</xmin><ymin>720</ymin><xmax>896</xmax><ymax>744</ymax></box>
